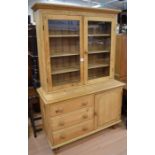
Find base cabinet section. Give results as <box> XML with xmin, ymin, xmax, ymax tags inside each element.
<box><xmin>39</xmin><ymin>85</ymin><xmax>123</xmax><ymax>148</ymax></box>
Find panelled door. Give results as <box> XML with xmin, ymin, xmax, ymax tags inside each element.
<box><xmin>95</xmin><ymin>88</ymin><xmax>122</xmax><ymax>128</ymax></box>
<box><xmin>84</xmin><ymin>17</ymin><xmax>116</xmax><ymax>84</ymax></box>
<box><xmin>44</xmin><ymin>15</ymin><xmax>84</xmax><ymax>91</ymax></box>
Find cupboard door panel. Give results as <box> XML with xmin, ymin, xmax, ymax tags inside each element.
<box><xmin>95</xmin><ymin>88</ymin><xmax>122</xmax><ymax>127</ymax></box>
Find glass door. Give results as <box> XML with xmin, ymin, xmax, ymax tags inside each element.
<box><xmin>45</xmin><ymin>15</ymin><xmax>83</xmax><ymax>90</ymax></box>
<box><xmin>84</xmin><ymin>17</ymin><xmax>114</xmax><ymax>83</ymax></box>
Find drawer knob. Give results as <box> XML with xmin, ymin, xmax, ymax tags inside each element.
<box><xmin>82</xmin><ymin>115</ymin><xmax>88</xmax><ymax>119</ymax></box>
<box><xmin>60</xmin><ymin>135</ymin><xmax>66</xmax><ymax>139</ymax></box>
<box><xmin>55</xmin><ymin>108</ymin><xmax>63</xmax><ymax>114</ymax></box>
<box><xmin>59</xmin><ymin>122</ymin><xmax>65</xmax><ymax>126</ymax></box>
<box><xmin>81</xmin><ymin>102</ymin><xmax>87</xmax><ymax>107</ymax></box>
<box><xmin>82</xmin><ymin>127</ymin><xmax>88</xmax><ymax>132</ymax></box>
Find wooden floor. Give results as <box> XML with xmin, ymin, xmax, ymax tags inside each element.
<box><xmin>28</xmin><ymin>123</ymin><xmax>127</xmax><ymax>155</ymax></box>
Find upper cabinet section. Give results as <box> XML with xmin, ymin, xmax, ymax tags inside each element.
<box><xmin>32</xmin><ymin>3</ymin><xmax>120</xmax><ymax>92</ymax></box>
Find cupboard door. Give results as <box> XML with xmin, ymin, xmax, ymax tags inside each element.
<box><xmin>44</xmin><ymin>15</ymin><xmax>83</xmax><ymax>90</ymax></box>
<box><xmin>95</xmin><ymin>88</ymin><xmax>122</xmax><ymax>127</ymax></box>
<box><xmin>84</xmin><ymin>17</ymin><xmax>116</xmax><ymax>83</ymax></box>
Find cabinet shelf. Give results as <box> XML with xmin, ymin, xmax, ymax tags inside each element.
<box><xmin>88</xmin><ymin>50</ymin><xmax>109</xmax><ymax>54</ymax></box>
<box><xmin>49</xmin><ymin>34</ymin><xmax>79</xmax><ymax>38</ymax></box>
<box><xmin>88</xmin><ymin>34</ymin><xmax>110</xmax><ymax>37</ymax></box>
<box><xmin>51</xmin><ymin>53</ymin><xmax>79</xmax><ymax>58</ymax></box>
<box><xmin>88</xmin><ymin>63</ymin><xmax>109</xmax><ymax>69</ymax></box>
<box><xmin>53</xmin><ymin>78</ymin><xmax>79</xmax><ymax>86</ymax></box>
<box><xmin>52</xmin><ymin>67</ymin><xmax>80</xmax><ymax>75</ymax></box>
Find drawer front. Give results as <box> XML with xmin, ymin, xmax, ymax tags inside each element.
<box><xmin>50</xmin><ymin>107</ymin><xmax>94</xmax><ymax>131</ymax></box>
<box><xmin>49</xmin><ymin>95</ymin><xmax>93</xmax><ymax>117</ymax></box>
<box><xmin>52</xmin><ymin>119</ymin><xmax>94</xmax><ymax>145</ymax></box>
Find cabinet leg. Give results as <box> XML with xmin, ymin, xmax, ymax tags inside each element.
<box><xmin>110</xmin><ymin>124</ymin><xmax>120</xmax><ymax>129</ymax></box>
<box><xmin>52</xmin><ymin>148</ymin><xmax>60</xmax><ymax>155</ymax></box>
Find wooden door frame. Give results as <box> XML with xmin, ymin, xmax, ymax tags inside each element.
<box><xmin>43</xmin><ymin>14</ymin><xmax>84</xmax><ymax>91</ymax></box>
<box><xmin>83</xmin><ymin>16</ymin><xmax>116</xmax><ymax>85</ymax></box>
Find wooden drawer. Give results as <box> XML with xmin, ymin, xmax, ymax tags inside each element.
<box><xmin>50</xmin><ymin>107</ymin><xmax>94</xmax><ymax>131</ymax></box>
<box><xmin>49</xmin><ymin>95</ymin><xmax>93</xmax><ymax>117</ymax></box>
<box><xmin>52</xmin><ymin>119</ymin><xmax>94</xmax><ymax>145</ymax></box>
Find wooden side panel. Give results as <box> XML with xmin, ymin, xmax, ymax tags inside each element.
<box><xmin>39</xmin><ymin>98</ymin><xmax>54</xmax><ymax>145</ymax></box>
<box><xmin>95</xmin><ymin>88</ymin><xmax>122</xmax><ymax>127</ymax></box>
<box><xmin>109</xmin><ymin>16</ymin><xmax>117</xmax><ymax>79</ymax></box>
<box><xmin>34</xmin><ymin>10</ymin><xmax>48</xmax><ymax>92</ymax></box>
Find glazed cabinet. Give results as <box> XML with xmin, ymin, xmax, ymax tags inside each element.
<box><xmin>33</xmin><ymin>4</ymin><xmax>118</xmax><ymax>92</ymax></box>
<box><xmin>32</xmin><ymin>3</ymin><xmax>125</xmax><ymax>149</ymax></box>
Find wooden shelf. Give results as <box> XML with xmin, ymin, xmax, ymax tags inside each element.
<box><xmin>88</xmin><ymin>50</ymin><xmax>109</xmax><ymax>54</ymax></box>
<box><xmin>49</xmin><ymin>34</ymin><xmax>79</xmax><ymax>38</ymax></box>
<box><xmin>53</xmin><ymin>79</ymin><xmax>79</xmax><ymax>86</ymax></box>
<box><xmin>88</xmin><ymin>63</ymin><xmax>109</xmax><ymax>69</ymax></box>
<box><xmin>88</xmin><ymin>34</ymin><xmax>110</xmax><ymax>37</ymax></box>
<box><xmin>51</xmin><ymin>53</ymin><xmax>79</xmax><ymax>58</ymax></box>
<box><xmin>52</xmin><ymin>67</ymin><xmax>80</xmax><ymax>75</ymax></box>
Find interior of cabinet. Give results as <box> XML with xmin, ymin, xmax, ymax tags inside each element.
<box><xmin>47</xmin><ymin>19</ymin><xmax>112</xmax><ymax>86</ymax></box>
<box><xmin>88</xmin><ymin>21</ymin><xmax>111</xmax><ymax>80</ymax></box>
<box><xmin>48</xmin><ymin>20</ymin><xmax>80</xmax><ymax>86</ymax></box>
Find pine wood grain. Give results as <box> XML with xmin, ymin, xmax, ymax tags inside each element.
<box><xmin>32</xmin><ymin>3</ymin><xmax>121</xmax><ymax>14</ymax></box>
<box><xmin>37</xmin><ymin>79</ymin><xmax>124</xmax><ymax>104</ymax></box>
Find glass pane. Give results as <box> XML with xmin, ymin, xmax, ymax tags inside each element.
<box><xmin>48</xmin><ymin>20</ymin><xmax>80</xmax><ymax>87</ymax></box>
<box><xmin>88</xmin><ymin>21</ymin><xmax>111</xmax><ymax>80</ymax></box>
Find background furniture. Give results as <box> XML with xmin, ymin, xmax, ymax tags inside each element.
<box><xmin>28</xmin><ymin>87</ymin><xmax>42</xmax><ymax>137</ymax></box>
<box><xmin>32</xmin><ymin>3</ymin><xmax>125</xmax><ymax>149</ymax></box>
<box><xmin>115</xmin><ymin>34</ymin><xmax>127</xmax><ymax>83</ymax></box>
<box><xmin>28</xmin><ymin>21</ymin><xmax>40</xmax><ymax>88</ymax></box>
<box><xmin>122</xmin><ymin>86</ymin><xmax>127</xmax><ymax>127</ymax></box>
<box><xmin>118</xmin><ymin>10</ymin><xmax>127</xmax><ymax>34</ymax></box>
<box><xmin>28</xmin><ymin>16</ymin><xmax>42</xmax><ymax>137</ymax></box>
<box><xmin>115</xmin><ymin>33</ymin><xmax>127</xmax><ymax>127</ymax></box>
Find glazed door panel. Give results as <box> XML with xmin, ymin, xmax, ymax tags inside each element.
<box><xmin>84</xmin><ymin>17</ymin><xmax>116</xmax><ymax>84</ymax></box>
<box><xmin>44</xmin><ymin>15</ymin><xmax>84</xmax><ymax>91</ymax></box>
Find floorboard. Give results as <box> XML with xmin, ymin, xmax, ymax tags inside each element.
<box><xmin>28</xmin><ymin>123</ymin><xmax>127</xmax><ymax>155</ymax></box>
